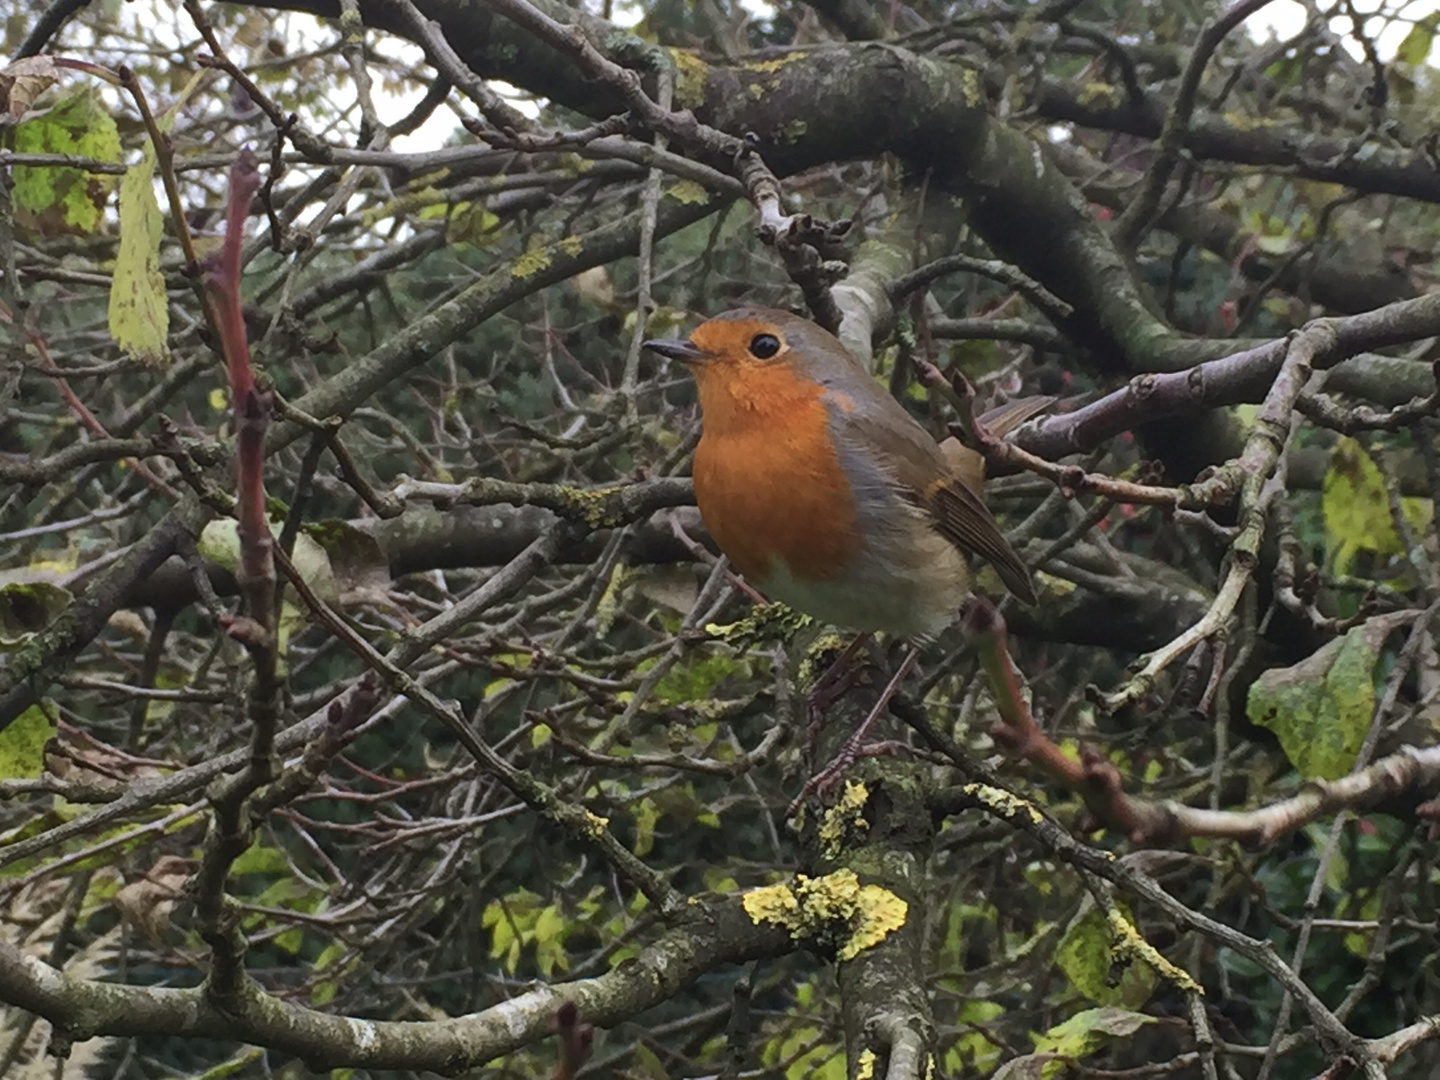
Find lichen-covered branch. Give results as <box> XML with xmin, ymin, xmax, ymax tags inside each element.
<box><xmin>0</xmin><ymin>897</ymin><xmax>794</xmax><ymax>1070</ymax></box>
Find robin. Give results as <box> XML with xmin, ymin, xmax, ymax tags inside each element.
<box><xmin>643</xmin><ymin>307</ymin><xmax>1042</xmax><ymax>640</ymax></box>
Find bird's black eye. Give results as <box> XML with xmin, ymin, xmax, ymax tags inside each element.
<box><xmin>749</xmin><ymin>333</ymin><xmax>781</xmax><ymax>359</ymax></box>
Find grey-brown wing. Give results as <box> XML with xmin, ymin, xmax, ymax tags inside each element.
<box><xmin>926</xmin><ymin>474</ymin><xmax>1037</xmax><ymax>604</ymax></box>
<box><xmin>829</xmin><ymin>394</ymin><xmax>1037</xmax><ymax>605</ymax></box>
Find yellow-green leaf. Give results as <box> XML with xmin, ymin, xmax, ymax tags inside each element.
<box><xmin>311</xmin><ymin>980</ymin><xmax>337</xmax><ymax>1005</ymax></box>
<box><xmin>1247</xmin><ymin>611</ymin><xmax>1415</xmax><ymax>779</ymax></box>
<box><xmin>1322</xmin><ymin>437</ymin><xmax>1401</xmax><ymax>574</ymax></box>
<box><xmin>761</xmin><ymin>1024</ymin><xmax>846</xmax><ymax>1080</ymax></box>
<box><xmin>944</xmin><ymin>1000</ymin><xmax>1005</xmax><ymax>1073</ymax></box>
<box><xmin>108</xmin><ymin>143</ymin><xmax>169</xmax><ymax>363</ymax></box>
<box><xmin>13</xmin><ymin>87</ymin><xmax>121</xmax><ymax>234</ymax></box>
<box><xmin>1024</xmin><ymin>1007</ymin><xmax>1157</xmax><ymax>1079</ymax></box>
<box><xmin>231</xmin><ymin>841</ymin><xmax>291</xmax><ymax>876</ymax></box>
<box><xmin>632</xmin><ymin>797</ymin><xmax>660</xmax><ymax>857</ymax></box>
<box><xmin>1055</xmin><ymin>900</ymin><xmax>1155</xmax><ymax>1007</ymax></box>
<box><xmin>197</xmin><ymin>520</ymin><xmax>243</xmax><ymax>573</ymax></box>
<box><xmin>0</xmin><ymin>705</ymin><xmax>56</xmax><ymax>779</ymax></box>
<box><xmin>631</xmin><ymin>1042</ymin><xmax>669</xmax><ymax>1079</ymax></box>
<box><xmin>1397</xmin><ymin>14</ymin><xmax>1440</xmax><ymax>65</ymax></box>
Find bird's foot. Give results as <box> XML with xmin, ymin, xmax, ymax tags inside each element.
<box><xmin>788</xmin><ymin>740</ymin><xmax>909</xmax><ymax>813</ymax></box>
<box><xmin>789</xmin><ymin>646</ymin><xmax>920</xmax><ymax>815</ymax></box>
<box><xmin>802</xmin><ymin>633</ymin><xmax>871</xmax><ymax>764</ymax></box>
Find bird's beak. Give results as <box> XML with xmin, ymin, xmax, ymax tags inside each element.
<box><xmin>643</xmin><ymin>337</ymin><xmax>711</xmax><ymax>364</ymax></box>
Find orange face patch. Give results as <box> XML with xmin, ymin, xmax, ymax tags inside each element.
<box><xmin>688</xmin><ymin>317</ymin><xmax>790</xmax><ymax>361</ymax></box>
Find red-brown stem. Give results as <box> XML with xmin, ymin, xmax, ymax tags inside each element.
<box><xmin>549</xmin><ymin>1001</ymin><xmax>594</xmax><ymax>1080</ymax></box>
<box><xmin>964</xmin><ymin>600</ymin><xmax>1083</xmax><ymax>788</ymax></box>
<box><xmin>201</xmin><ymin>150</ymin><xmax>273</xmax><ymax>632</ymax></box>
<box><xmin>234</xmin><ymin>385</ymin><xmax>275</xmax><ymax>630</ymax></box>
<box><xmin>962</xmin><ymin>598</ymin><xmax>1159</xmax><ymax>839</ymax></box>
<box><xmin>209</xmin><ymin>149</ymin><xmax>262</xmax><ymax>405</ymax></box>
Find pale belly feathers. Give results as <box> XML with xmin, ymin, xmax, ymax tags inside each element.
<box><xmin>754</xmin><ymin>498</ymin><xmax>971</xmax><ymax>641</ymax></box>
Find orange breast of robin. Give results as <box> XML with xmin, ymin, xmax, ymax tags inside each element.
<box><xmin>691</xmin><ymin>358</ymin><xmax>861</xmax><ymax>584</ymax></box>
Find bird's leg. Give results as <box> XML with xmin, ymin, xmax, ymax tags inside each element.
<box><xmin>803</xmin><ymin>633</ymin><xmax>872</xmax><ymax>765</ymax></box>
<box><xmin>790</xmin><ymin>643</ymin><xmax>921</xmax><ymax>812</ymax></box>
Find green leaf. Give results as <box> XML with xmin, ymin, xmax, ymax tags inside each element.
<box><xmin>533</xmin><ymin>904</ymin><xmax>569</xmax><ymax>976</ymax></box>
<box><xmin>943</xmin><ymin>999</ymin><xmax>1005</xmax><ymax>1073</ymax></box>
<box><xmin>1253</xmin><ymin>233</ymin><xmax>1291</xmax><ymax>255</ymax></box>
<box><xmin>630</xmin><ymin>1042</ymin><xmax>669</xmax><ymax>1079</ymax></box>
<box><xmin>1023</xmin><ymin>1007</ymin><xmax>1158</xmax><ymax>1079</ymax></box>
<box><xmin>184</xmin><ymin>1047</ymin><xmax>265</xmax><ymax>1080</ymax></box>
<box><xmin>1247</xmin><ymin>611</ymin><xmax>1415</xmax><ymax>779</ymax></box>
<box><xmin>652</xmin><ymin>651</ymin><xmax>751</xmax><ymax>704</ymax></box>
<box><xmin>108</xmin><ymin>143</ymin><xmax>169</xmax><ymax>364</ymax></box>
<box><xmin>449</xmin><ymin>204</ymin><xmax>501</xmax><ymax>245</ymax></box>
<box><xmin>143</xmin><ymin>666</ymin><xmax>187</xmax><ymax>726</ymax></box>
<box><xmin>12</xmin><ymin>87</ymin><xmax>121</xmax><ymax>234</ymax></box>
<box><xmin>761</xmin><ymin>1024</ymin><xmax>846</xmax><ymax>1080</ymax></box>
<box><xmin>1344</xmin><ymin>891</ymin><xmax>1381</xmax><ymax>958</ymax></box>
<box><xmin>483</xmin><ymin>892</ymin><xmax>547</xmax><ymax>973</ymax></box>
<box><xmin>1055</xmin><ymin>900</ymin><xmax>1156</xmax><ymax>1007</ymax></box>
<box><xmin>0</xmin><ymin>705</ymin><xmax>55</xmax><ymax>779</ymax></box>
<box><xmin>310</xmin><ymin>980</ymin><xmax>337</xmax><ymax>1005</ymax></box>
<box><xmin>632</xmin><ymin>797</ymin><xmax>660</xmax><ymax>857</ymax></box>
<box><xmin>200</xmin><ymin>519</ymin><xmax>336</xmax><ymax>604</ymax></box>
<box><xmin>231</xmin><ymin>841</ymin><xmax>291</xmax><ymax>876</ymax></box>
<box><xmin>197</xmin><ymin>520</ymin><xmax>243</xmax><ymax>573</ymax></box>
<box><xmin>1397</xmin><ymin>14</ymin><xmax>1440</xmax><ymax>65</ymax></box>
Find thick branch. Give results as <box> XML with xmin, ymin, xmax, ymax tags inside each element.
<box><xmin>0</xmin><ymin>897</ymin><xmax>792</xmax><ymax>1070</ymax></box>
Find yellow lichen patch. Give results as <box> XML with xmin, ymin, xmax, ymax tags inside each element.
<box><xmin>580</xmin><ymin>809</ymin><xmax>611</xmax><ymax>836</ymax></box>
<box><xmin>666</xmin><ymin>47</ymin><xmax>711</xmax><ymax>109</ymax></box>
<box><xmin>799</xmin><ymin>631</ymin><xmax>848</xmax><ymax>684</ymax></box>
<box><xmin>1078</xmin><ymin>80</ymin><xmax>1120</xmax><ymax>107</ymax></box>
<box><xmin>1036</xmin><ymin>569</ymin><xmax>1075</xmax><ymax>595</ymax></box>
<box><xmin>817</xmin><ymin>780</ymin><xmax>869</xmax><ymax>860</ymax></box>
<box><xmin>512</xmin><ymin>235</ymin><xmax>553</xmax><ymax>278</ymax></box>
<box><xmin>664</xmin><ymin>180</ymin><xmax>710</xmax><ymax>205</ymax></box>
<box><xmin>961</xmin><ymin>67</ymin><xmax>982</xmax><ymax>107</ymax></box>
<box><xmin>563</xmin><ymin>153</ymin><xmax>592</xmax><ymax>174</ymax></box>
<box><xmin>740</xmin><ymin>54</ymin><xmax>796</xmax><ymax>73</ymax></box>
<box><xmin>839</xmin><ymin>881</ymin><xmax>907</xmax><ymax>960</ymax></box>
<box><xmin>742</xmin><ymin>881</ymin><xmax>802</xmax><ymax>925</ymax></box>
<box><xmin>1221</xmin><ymin>110</ymin><xmax>1279</xmax><ymax>131</ymax></box>
<box><xmin>961</xmin><ymin>782</ymin><xmax>1044</xmax><ymax>824</ymax></box>
<box><xmin>559</xmin><ymin>235</ymin><xmax>582</xmax><ymax>257</ymax></box>
<box><xmin>705</xmin><ymin>603</ymin><xmax>812</xmax><ymax>649</ymax></box>
<box><xmin>743</xmin><ymin>869</ymin><xmax>908</xmax><ymax>962</ymax></box>
<box><xmin>780</xmin><ymin>119</ymin><xmax>807</xmax><ymax>143</ymax></box>
<box><xmin>1106</xmin><ymin>908</ymin><xmax>1201</xmax><ymax>993</ymax></box>
<box><xmin>560</xmin><ymin>485</ymin><xmax>622</xmax><ymax>528</ymax></box>
<box><xmin>856</xmin><ymin>1048</ymin><xmax>878</xmax><ymax>1079</ymax></box>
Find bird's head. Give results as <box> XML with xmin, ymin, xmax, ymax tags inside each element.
<box><xmin>643</xmin><ymin>308</ymin><xmax>860</xmax><ymax>414</ymax></box>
